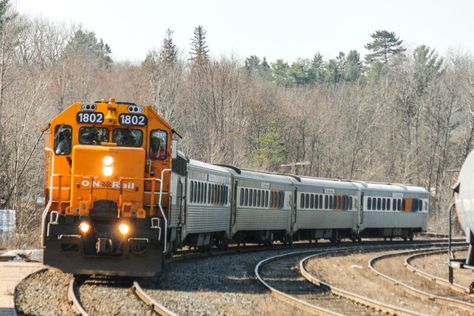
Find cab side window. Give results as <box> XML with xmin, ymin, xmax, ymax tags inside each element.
<box><xmin>54</xmin><ymin>125</ymin><xmax>72</xmax><ymax>155</ymax></box>
<box><xmin>150</xmin><ymin>130</ymin><xmax>167</xmax><ymax>160</ymax></box>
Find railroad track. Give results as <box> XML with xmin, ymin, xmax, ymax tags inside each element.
<box><xmin>15</xmin><ymin>238</ymin><xmax>467</xmax><ymax>315</ymax></box>
<box><xmin>67</xmin><ymin>276</ymin><xmax>177</xmax><ymax>316</ymax></box>
<box><xmin>256</xmin><ymin>241</ymin><xmax>467</xmax><ymax>316</ymax></box>
<box><xmin>368</xmin><ymin>247</ymin><xmax>474</xmax><ymax>314</ymax></box>
<box><xmin>404</xmin><ymin>247</ymin><xmax>470</xmax><ymax>294</ymax></box>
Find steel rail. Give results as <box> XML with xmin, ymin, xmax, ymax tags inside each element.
<box><xmin>132</xmin><ymin>281</ymin><xmax>177</xmax><ymax>316</ymax></box>
<box><xmin>299</xmin><ymin>250</ymin><xmax>422</xmax><ymax>316</ymax></box>
<box><xmin>254</xmin><ymin>242</ymin><xmax>452</xmax><ymax>316</ymax></box>
<box><xmin>68</xmin><ymin>277</ymin><xmax>88</xmax><ymax>316</ymax></box>
<box><xmin>404</xmin><ymin>247</ymin><xmax>470</xmax><ymax>294</ymax></box>
<box><xmin>255</xmin><ymin>249</ymin><xmax>344</xmax><ymax>316</ymax></box>
<box><xmin>368</xmin><ymin>248</ymin><xmax>474</xmax><ymax>313</ymax></box>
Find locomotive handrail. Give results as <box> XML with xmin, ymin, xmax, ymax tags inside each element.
<box><xmin>159</xmin><ymin>168</ymin><xmax>171</xmax><ymax>253</ymax></box>
<box><xmin>41</xmin><ymin>147</ymin><xmax>55</xmax><ymax>246</ymax></box>
<box><xmin>119</xmin><ymin>168</ymin><xmax>172</xmax><ymax>253</ymax></box>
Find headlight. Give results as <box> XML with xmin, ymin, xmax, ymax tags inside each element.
<box><xmin>79</xmin><ymin>222</ymin><xmax>91</xmax><ymax>233</ymax></box>
<box><xmin>102</xmin><ymin>156</ymin><xmax>114</xmax><ymax>176</ymax></box>
<box><xmin>118</xmin><ymin>223</ymin><xmax>130</xmax><ymax>235</ymax></box>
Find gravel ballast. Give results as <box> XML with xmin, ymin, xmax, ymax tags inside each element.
<box><xmin>141</xmin><ymin>249</ymin><xmax>315</xmax><ymax>316</ymax></box>
<box><xmin>15</xmin><ymin>269</ymin><xmax>74</xmax><ymax>316</ymax></box>
<box><xmin>78</xmin><ymin>278</ymin><xmax>154</xmax><ymax>316</ymax></box>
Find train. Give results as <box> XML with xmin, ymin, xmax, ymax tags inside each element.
<box><xmin>41</xmin><ymin>99</ymin><xmax>429</xmax><ymax>277</ymax></box>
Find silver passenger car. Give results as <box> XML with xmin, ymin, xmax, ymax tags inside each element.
<box><xmin>358</xmin><ymin>183</ymin><xmax>429</xmax><ymax>240</ymax></box>
<box><xmin>181</xmin><ymin>159</ymin><xmax>232</xmax><ymax>247</ymax></box>
<box><xmin>224</xmin><ymin>167</ymin><xmax>296</xmax><ymax>245</ymax></box>
<box><xmin>293</xmin><ymin>177</ymin><xmax>362</xmax><ymax>242</ymax></box>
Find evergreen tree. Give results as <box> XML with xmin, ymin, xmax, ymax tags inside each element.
<box><xmin>289</xmin><ymin>58</ymin><xmax>312</xmax><ymax>85</ymax></box>
<box><xmin>64</xmin><ymin>29</ymin><xmax>112</xmax><ymax>67</ymax></box>
<box><xmin>365</xmin><ymin>30</ymin><xmax>406</xmax><ymax>65</ymax></box>
<box><xmin>322</xmin><ymin>59</ymin><xmax>341</xmax><ymax>84</ymax></box>
<box><xmin>344</xmin><ymin>50</ymin><xmax>363</xmax><ymax>82</ymax></box>
<box><xmin>159</xmin><ymin>28</ymin><xmax>177</xmax><ymax>65</ymax></box>
<box><xmin>260</xmin><ymin>57</ymin><xmax>271</xmax><ymax>80</ymax></box>
<box><xmin>309</xmin><ymin>52</ymin><xmax>324</xmax><ymax>83</ymax></box>
<box><xmin>253</xmin><ymin>119</ymin><xmax>288</xmax><ymax>170</ymax></box>
<box><xmin>413</xmin><ymin>45</ymin><xmax>443</xmax><ymax>95</ymax></box>
<box><xmin>244</xmin><ymin>55</ymin><xmax>261</xmax><ymax>76</ymax></box>
<box><xmin>336</xmin><ymin>51</ymin><xmax>346</xmax><ymax>76</ymax></box>
<box><xmin>189</xmin><ymin>25</ymin><xmax>209</xmax><ymax>65</ymax></box>
<box><xmin>271</xmin><ymin>59</ymin><xmax>294</xmax><ymax>86</ymax></box>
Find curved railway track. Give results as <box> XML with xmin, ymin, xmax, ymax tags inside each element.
<box><xmin>299</xmin><ymin>249</ymin><xmax>421</xmax><ymax>316</ymax></box>
<box><xmin>256</xmin><ymin>249</ymin><xmax>378</xmax><ymax>315</ymax></box>
<box><xmin>256</xmin><ymin>241</ymin><xmax>468</xmax><ymax>316</ymax></box>
<box><xmin>14</xmin><ymin>238</ymin><xmax>467</xmax><ymax>315</ymax></box>
<box><xmin>404</xmin><ymin>248</ymin><xmax>470</xmax><ymax>294</ymax></box>
<box><xmin>368</xmin><ymin>247</ymin><xmax>474</xmax><ymax>314</ymax></box>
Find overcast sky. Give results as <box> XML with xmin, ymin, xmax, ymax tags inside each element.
<box><xmin>14</xmin><ymin>0</ymin><xmax>474</xmax><ymax>63</ymax></box>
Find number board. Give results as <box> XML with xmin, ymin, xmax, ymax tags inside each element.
<box><xmin>76</xmin><ymin>112</ymin><xmax>104</xmax><ymax>124</ymax></box>
<box><xmin>119</xmin><ymin>113</ymin><xmax>147</xmax><ymax>126</ymax></box>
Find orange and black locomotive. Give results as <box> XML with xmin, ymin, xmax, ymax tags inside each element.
<box><xmin>41</xmin><ymin>98</ymin><xmax>175</xmax><ymax>276</ymax></box>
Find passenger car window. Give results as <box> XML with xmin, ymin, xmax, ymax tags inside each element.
<box><xmin>79</xmin><ymin>127</ymin><xmax>109</xmax><ymax>145</ymax></box>
<box><xmin>279</xmin><ymin>192</ymin><xmax>284</xmax><ymax>208</ymax></box>
<box><xmin>54</xmin><ymin>125</ymin><xmax>72</xmax><ymax>155</ymax></box>
<box><xmin>113</xmin><ymin>128</ymin><xmax>143</xmax><ymax>147</ymax></box>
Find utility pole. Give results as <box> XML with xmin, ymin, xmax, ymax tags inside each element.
<box><xmin>280</xmin><ymin>161</ymin><xmax>310</xmax><ymax>175</ymax></box>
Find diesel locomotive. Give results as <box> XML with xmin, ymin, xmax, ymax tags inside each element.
<box><xmin>42</xmin><ymin>99</ymin><xmax>429</xmax><ymax>277</ymax></box>
<box><xmin>42</xmin><ymin>98</ymin><xmax>175</xmax><ymax>276</ymax></box>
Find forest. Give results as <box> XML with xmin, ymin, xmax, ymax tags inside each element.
<box><xmin>0</xmin><ymin>1</ymin><xmax>472</xmax><ymax>246</ymax></box>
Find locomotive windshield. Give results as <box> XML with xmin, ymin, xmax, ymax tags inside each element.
<box><xmin>112</xmin><ymin>128</ymin><xmax>143</xmax><ymax>147</ymax></box>
<box><xmin>79</xmin><ymin>127</ymin><xmax>109</xmax><ymax>145</ymax></box>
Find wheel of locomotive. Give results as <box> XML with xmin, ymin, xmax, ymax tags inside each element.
<box><xmin>263</xmin><ymin>239</ymin><xmax>272</xmax><ymax>247</ymax></box>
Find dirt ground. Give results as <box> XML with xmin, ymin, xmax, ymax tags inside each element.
<box><xmin>410</xmin><ymin>250</ymin><xmax>474</xmax><ymax>289</ymax></box>
<box><xmin>305</xmin><ymin>249</ymin><xmax>469</xmax><ymax>315</ymax></box>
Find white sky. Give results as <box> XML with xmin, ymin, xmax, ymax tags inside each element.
<box><xmin>14</xmin><ymin>0</ymin><xmax>474</xmax><ymax>63</ymax></box>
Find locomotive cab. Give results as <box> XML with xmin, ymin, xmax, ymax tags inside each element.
<box><xmin>42</xmin><ymin>99</ymin><xmax>173</xmax><ymax>277</ymax></box>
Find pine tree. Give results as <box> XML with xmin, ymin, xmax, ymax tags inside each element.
<box><xmin>322</xmin><ymin>59</ymin><xmax>341</xmax><ymax>84</ymax></box>
<box><xmin>344</xmin><ymin>50</ymin><xmax>363</xmax><ymax>82</ymax></box>
<box><xmin>289</xmin><ymin>58</ymin><xmax>312</xmax><ymax>85</ymax></box>
<box><xmin>365</xmin><ymin>30</ymin><xmax>406</xmax><ymax>65</ymax></box>
<box><xmin>189</xmin><ymin>25</ymin><xmax>209</xmax><ymax>65</ymax></box>
<box><xmin>413</xmin><ymin>45</ymin><xmax>443</xmax><ymax>95</ymax></box>
<box><xmin>64</xmin><ymin>29</ymin><xmax>112</xmax><ymax>67</ymax></box>
<box><xmin>271</xmin><ymin>59</ymin><xmax>294</xmax><ymax>86</ymax></box>
<box><xmin>159</xmin><ymin>28</ymin><xmax>177</xmax><ymax>65</ymax></box>
<box><xmin>244</xmin><ymin>55</ymin><xmax>261</xmax><ymax>76</ymax></box>
<box><xmin>309</xmin><ymin>53</ymin><xmax>324</xmax><ymax>83</ymax></box>
<box><xmin>253</xmin><ymin>118</ymin><xmax>288</xmax><ymax>170</ymax></box>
